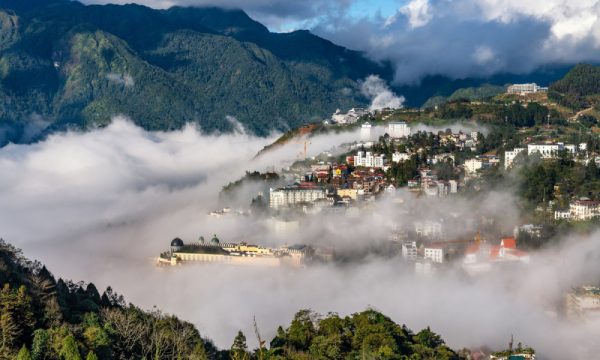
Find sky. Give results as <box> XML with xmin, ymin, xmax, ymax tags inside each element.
<box><xmin>77</xmin><ymin>0</ymin><xmax>600</xmax><ymax>83</ymax></box>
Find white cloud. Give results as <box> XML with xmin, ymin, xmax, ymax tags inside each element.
<box><xmin>313</xmin><ymin>0</ymin><xmax>600</xmax><ymax>83</ymax></box>
<box><xmin>400</xmin><ymin>0</ymin><xmax>432</xmax><ymax>28</ymax></box>
<box><xmin>360</xmin><ymin>75</ymin><xmax>405</xmax><ymax>110</ymax></box>
<box><xmin>1</xmin><ymin>117</ymin><xmax>600</xmax><ymax>357</ymax></box>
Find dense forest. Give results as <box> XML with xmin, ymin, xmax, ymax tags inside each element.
<box><xmin>0</xmin><ymin>0</ymin><xmax>390</xmax><ymax>145</ymax></box>
<box><xmin>0</xmin><ymin>239</ymin><xmax>464</xmax><ymax>359</ymax></box>
<box><xmin>549</xmin><ymin>64</ymin><xmax>600</xmax><ymax>110</ymax></box>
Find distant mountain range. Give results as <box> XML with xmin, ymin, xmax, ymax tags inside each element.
<box><xmin>0</xmin><ymin>0</ymin><xmax>578</xmax><ymax>145</ymax></box>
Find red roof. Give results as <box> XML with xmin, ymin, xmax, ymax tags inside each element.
<box><xmin>501</xmin><ymin>237</ymin><xmax>516</xmax><ymax>249</ymax></box>
<box><xmin>465</xmin><ymin>244</ymin><xmax>480</xmax><ymax>254</ymax></box>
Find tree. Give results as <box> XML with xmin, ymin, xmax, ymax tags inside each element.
<box><xmin>31</xmin><ymin>329</ymin><xmax>50</xmax><ymax>360</ymax></box>
<box><xmin>17</xmin><ymin>345</ymin><xmax>32</xmax><ymax>360</ymax></box>
<box><xmin>287</xmin><ymin>310</ymin><xmax>317</xmax><ymax>351</ymax></box>
<box><xmin>230</xmin><ymin>331</ymin><xmax>249</xmax><ymax>360</ymax></box>
<box><xmin>414</xmin><ymin>327</ymin><xmax>444</xmax><ymax>348</ymax></box>
<box><xmin>59</xmin><ymin>335</ymin><xmax>81</xmax><ymax>360</ymax></box>
<box><xmin>85</xmin><ymin>352</ymin><xmax>98</xmax><ymax>360</ymax></box>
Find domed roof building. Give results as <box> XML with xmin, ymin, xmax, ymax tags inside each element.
<box><xmin>210</xmin><ymin>234</ymin><xmax>220</xmax><ymax>246</ymax></box>
<box><xmin>171</xmin><ymin>237</ymin><xmax>184</xmax><ymax>252</ymax></box>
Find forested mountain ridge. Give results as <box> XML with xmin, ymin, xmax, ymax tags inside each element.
<box><xmin>549</xmin><ymin>63</ymin><xmax>600</xmax><ymax>110</ymax></box>
<box><xmin>0</xmin><ymin>238</ymin><xmax>464</xmax><ymax>359</ymax></box>
<box><xmin>0</xmin><ymin>0</ymin><xmax>391</xmax><ymax>145</ymax></box>
<box><xmin>0</xmin><ymin>0</ymin><xmax>574</xmax><ymax>147</ymax></box>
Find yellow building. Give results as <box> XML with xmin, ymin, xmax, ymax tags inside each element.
<box><xmin>337</xmin><ymin>188</ymin><xmax>358</xmax><ymax>200</ymax></box>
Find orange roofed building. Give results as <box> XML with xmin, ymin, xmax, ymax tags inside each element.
<box><xmin>463</xmin><ymin>236</ymin><xmax>530</xmax><ymax>273</ymax></box>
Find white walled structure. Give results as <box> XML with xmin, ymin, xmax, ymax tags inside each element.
<box><xmin>505</xmin><ymin>148</ymin><xmax>526</xmax><ymax>169</ymax></box>
<box><xmin>360</xmin><ymin>122</ymin><xmax>372</xmax><ymax>141</ymax></box>
<box><xmin>388</xmin><ymin>122</ymin><xmax>410</xmax><ymax>138</ymax></box>
<box><xmin>269</xmin><ymin>187</ymin><xmax>327</xmax><ymax>209</ymax></box>
<box><xmin>424</xmin><ymin>247</ymin><xmax>444</xmax><ymax>263</ymax></box>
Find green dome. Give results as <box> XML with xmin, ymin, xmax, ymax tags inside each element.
<box><xmin>210</xmin><ymin>234</ymin><xmax>220</xmax><ymax>245</ymax></box>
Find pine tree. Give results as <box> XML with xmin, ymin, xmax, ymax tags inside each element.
<box><xmin>31</xmin><ymin>329</ymin><xmax>50</xmax><ymax>360</ymax></box>
<box><xmin>85</xmin><ymin>351</ymin><xmax>98</xmax><ymax>360</ymax></box>
<box><xmin>17</xmin><ymin>345</ymin><xmax>32</xmax><ymax>360</ymax></box>
<box><xmin>230</xmin><ymin>331</ymin><xmax>249</xmax><ymax>360</ymax></box>
<box><xmin>59</xmin><ymin>335</ymin><xmax>81</xmax><ymax>360</ymax></box>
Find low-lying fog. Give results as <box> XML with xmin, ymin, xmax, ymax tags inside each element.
<box><xmin>0</xmin><ymin>118</ymin><xmax>598</xmax><ymax>358</ymax></box>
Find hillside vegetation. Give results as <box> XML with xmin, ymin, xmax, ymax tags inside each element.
<box><xmin>0</xmin><ymin>0</ymin><xmax>391</xmax><ymax>144</ymax></box>
<box><xmin>549</xmin><ymin>64</ymin><xmax>600</xmax><ymax>110</ymax></box>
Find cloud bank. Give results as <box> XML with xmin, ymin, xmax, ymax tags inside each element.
<box><xmin>361</xmin><ymin>75</ymin><xmax>405</xmax><ymax>110</ymax></box>
<box><xmin>0</xmin><ymin>117</ymin><xmax>599</xmax><ymax>357</ymax></box>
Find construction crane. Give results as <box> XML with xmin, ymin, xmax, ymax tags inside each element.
<box><xmin>291</xmin><ymin>139</ymin><xmax>311</xmax><ymax>159</ymax></box>
<box><xmin>429</xmin><ymin>231</ymin><xmax>483</xmax><ymax>247</ymax></box>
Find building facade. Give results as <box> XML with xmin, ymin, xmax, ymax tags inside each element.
<box><xmin>504</xmin><ymin>148</ymin><xmax>526</xmax><ymax>169</ymax></box>
<box><xmin>424</xmin><ymin>247</ymin><xmax>444</xmax><ymax>263</ymax></box>
<box><xmin>507</xmin><ymin>83</ymin><xmax>548</xmax><ymax>94</ymax></box>
<box><xmin>269</xmin><ymin>186</ymin><xmax>327</xmax><ymax>209</ymax></box>
<box><xmin>388</xmin><ymin>122</ymin><xmax>410</xmax><ymax>138</ymax></box>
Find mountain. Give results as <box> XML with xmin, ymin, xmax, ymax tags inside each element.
<box><xmin>0</xmin><ymin>0</ymin><xmax>576</xmax><ymax>146</ymax></box>
<box><xmin>0</xmin><ymin>0</ymin><xmax>392</xmax><ymax>145</ymax></box>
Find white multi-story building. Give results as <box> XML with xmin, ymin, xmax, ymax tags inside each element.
<box><xmin>401</xmin><ymin>241</ymin><xmax>418</xmax><ymax>261</ymax></box>
<box><xmin>269</xmin><ymin>187</ymin><xmax>327</xmax><ymax>209</ymax></box>
<box><xmin>388</xmin><ymin>121</ymin><xmax>410</xmax><ymax>138</ymax></box>
<box><xmin>464</xmin><ymin>158</ymin><xmax>483</xmax><ymax>175</ymax></box>
<box><xmin>507</xmin><ymin>83</ymin><xmax>548</xmax><ymax>95</ymax></box>
<box><xmin>360</xmin><ymin>122</ymin><xmax>372</xmax><ymax>141</ymax></box>
<box><xmin>354</xmin><ymin>151</ymin><xmax>385</xmax><ymax>168</ymax></box>
<box><xmin>415</xmin><ymin>221</ymin><xmax>443</xmax><ymax>238</ymax></box>
<box><xmin>527</xmin><ymin>143</ymin><xmax>576</xmax><ymax>159</ymax></box>
<box><xmin>448</xmin><ymin>180</ymin><xmax>458</xmax><ymax>193</ymax></box>
<box><xmin>505</xmin><ymin>148</ymin><xmax>526</xmax><ymax>169</ymax></box>
<box><xmin>424</xmin><ymin>246</ymin><xmax>444</xmax><ymax>263</ymax></box>
<box><xmin>392</xmin><ymin>152</ymin><xmax>411</xmax><ymax>163</ymax></box>
<box><xmin>569</xmin><ymin>200</ymin><xmax>600</xmax><ymax>221</ymax></box>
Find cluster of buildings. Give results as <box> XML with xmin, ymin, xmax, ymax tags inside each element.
<box><xmin>439</xmin><ymin>130</ymin><xmax>479</xmax><ymax>151</ymax></box>
<box><xmin>505</xmin><ymin>142</ymin><xmax>587</xmax><ymax>169</ymax></box>
<box><xmin>411</xmin><ymin>168</ymin><xmax>459</xmax><ymax>197</ymax></box>
<box><xmin>464</xmin><ymin>154</ymin><xmax>500</xmax><ymax>176</ymax></box>
<box><xmin>554</xmin><ymin>199</ymin><xmax>600</xmax><ymax>221</ymax></box>
<box><xmin>270</xmin><ymin>163</ymin><xmax>391</xmax><ymax>210</ymax></box>
<box><xmin>462</xmin><ymin>236</ymin><xmax>530</xmax><ymax>274</ymax></box>
<box><xmin>158</xmin><ymin>236</ymin><xmax>308</xmax><ymax>267</ymax></box>
<box><xmin>329</xmin><ymin>108</ymin><xmax>368</xmax><ymax>125</ymax></box>
<box><xmin>507</xmin><ymin>83</ymin><xmax>548</xmax><ymax>95</ymax></box>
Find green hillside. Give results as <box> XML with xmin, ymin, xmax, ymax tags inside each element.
<box><xmin>0</xmin><ymin>0</ymin><xmax>391</xmax><ymax>144</ymax></box>
<box><xmin>549</xmin><ymin>64</ymin><xmax>600</xmax><ymax>110</ymax></box>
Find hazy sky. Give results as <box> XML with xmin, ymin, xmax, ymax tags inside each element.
<box><xmin>78</xmin><ymin>0</ymin><xmax>600</xmax><ymax>82</ymax></box>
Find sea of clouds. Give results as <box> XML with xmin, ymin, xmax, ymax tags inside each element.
<box><xmin>0</xmin><ymin>118</ymin><xmax>599</xmax><ymax>357</ymax></box>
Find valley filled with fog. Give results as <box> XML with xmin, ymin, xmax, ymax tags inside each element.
<box><xmin>0</xmin><ymin>118</ymin><xmax>599</xmax><ymax>358</ymax></box>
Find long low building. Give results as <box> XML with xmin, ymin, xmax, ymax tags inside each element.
<box><xmin>269</xmin><ymin>185</ymin><xmax>327</xmax><ymax>209</ymax></box>
<box><xmin>158</xmin><ymin>236</ymin><xmax>307</xmax><ymax>267</ymax></box>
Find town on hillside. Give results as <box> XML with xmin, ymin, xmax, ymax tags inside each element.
<box><xmin>158</xmin><ymin>82</ymin><xmax>600</xmax><ymax>332</ymax></box>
